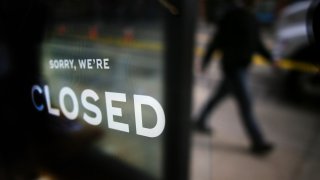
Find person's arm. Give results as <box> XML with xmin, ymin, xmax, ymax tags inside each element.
<box><xmin>202</xmin><ymin>38</ymin><xmax>216</xmax><ymax>70</ymax></box>
<box><xmin>202</xmin><ymin>29</ymin><xmax>221</xmax><ymax>71</ymax></box>
<box><xmin>257</xmin><ymin>38</ymin><xmax>274</xmax><ymax>64</ymax></box>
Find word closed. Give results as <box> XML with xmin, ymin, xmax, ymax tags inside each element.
<box><xmin>31</xmin><ymin>85</ymin><xmax>165</xmax><ymax>138</ymax></box>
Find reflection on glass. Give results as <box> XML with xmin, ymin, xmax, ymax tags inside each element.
<box><xmin>40</xmin><ymin>0</ymin><xmax>164</xmax><ymax>179</ymax></box>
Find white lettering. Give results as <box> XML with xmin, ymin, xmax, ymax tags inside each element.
<box><xmin>31</xmin><ymin>85</ymin><xmax>44</xmax><ymax>111</ymax></box>
<box><xmin>134</xmin><ymin>95</ymin><xmax>165</xmax><ymax>138</ymax></box>
<box><xmin>96</xmin><ymin>59</ymin><xmax>102</xmax><ymax>69</ymax></box>
<box><xmin>44</xmin><ymin>85</ymin><xmax>60</xmax><ymax>116</ymax></box>
<box><xmin>59</xmin><ymin>87</ymin><xmax>79</xmax><ymax>120</ymax></box>
<box><xmin>31</xmin><ymin>85</ymin><xmax>165</xmax><ymax>138</ymax></box>
<box><xmin>87</xmin><ymin>59</ymin><xmax>93</xmax><ymax>69</ymax></box>
<box><xmin>103</xmin><ymin>58</ymin><xmax>110</xmax><ymax>69</ymax></box>
<box><xmin>78</xmin><ymin>59</ymin><xmax>86</xmax><ymax>69</ymax></box>
<box><xmin>81</xmin><ymin>89</ymin><xmax>102</xmax><ymax>125</ymax></box>
<box><xmin>105</xmin><ymin>92</ymin><xmax>129</xmax><ymax>133</ymax></box>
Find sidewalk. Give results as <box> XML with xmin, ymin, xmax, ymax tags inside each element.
<box><xmin>190</xmin><ymin>65</ymin><xmax>320</xmax><ymax>180</ymax></box>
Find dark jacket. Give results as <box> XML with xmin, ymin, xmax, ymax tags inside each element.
<box><xmin>203</xmin><ymin>6</ymin><xmax>272</xmax><ymax>72</ymax></box>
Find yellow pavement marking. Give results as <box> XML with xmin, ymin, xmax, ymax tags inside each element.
<box><xmin>195</xmin><ymin>45</ymin><xmax>319</xmax><ymax>73</ymax></box>
<box><xmin>253</xmin><ymin>55</ymin><xmax>319</xmax><ymax>73</ymax></box>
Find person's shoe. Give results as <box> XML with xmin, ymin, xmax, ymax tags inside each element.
<box><xmin>250</xmin><ymin>142</ymin><xmax>274</xmax><ymax>156</ymax></box>
<box><xmin>193</xmin><ymin>122</ymin><xmax>213</xmax><ymax>135</ymax></box>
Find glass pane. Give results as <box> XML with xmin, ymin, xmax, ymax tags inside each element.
<box><xmin>40</xmin><ymin>0</ymin><xmax>164</xmax><ymax>179</ymax></box>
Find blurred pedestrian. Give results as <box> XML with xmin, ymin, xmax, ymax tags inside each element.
<box><xmin>195</xmin><ymin>0</ymin><xmax>274</xmax><ymax>155</ymax></box>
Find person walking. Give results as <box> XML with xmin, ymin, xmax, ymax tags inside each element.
<box><xmin>195</xmin><ymin>0</ymin><xmax>274</xmax><ymax>155</ymax></box>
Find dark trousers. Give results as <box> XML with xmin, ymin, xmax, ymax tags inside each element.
<box><xmin>198</xmin><ymin>68</ymin><xmax>265</xmax><ymax>145</ymax></box>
